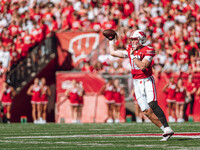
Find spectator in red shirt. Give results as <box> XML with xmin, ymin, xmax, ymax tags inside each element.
<box><xmin>45</xmin><ymin>16</ymin><xmax>58</xmax><ymax>36</ymax></box>
<box><xmin>58</xmin><ymin>14</ymin><xmax>70</xmax><ymax>32</ymax></box>
<box><xmin>9</xmin><ymin>43</ymin><xmax>20</xmax><ymax>68</ymax></box>
<box><xmin>1</xmin><ymin>27</ymin><xmax>12</xmax><ymax>47</ymax></box>
<box><xmin>42</xmin><ymin>6</ymin><xmax>53</xmax><ymax>22</ymax></box>
<box><xmin>101</xmin><ymin>15</ymin><xmax>116</xmax><ymax>30</ymax></box>
<box><xmin>22</xmin><ymin>30</ymin><xmax>34</xmax><ymax>54</ymax></box>
<box><xmin>183</xmin><ymin>74</ymin><xmax>197</xmax><ymax>121</ymax></box>
<box><xmin>38</xmin><ymin>19</ymin><xmax>47</xmax><ymax>39</ymax></box>
<box><xmin>188</xmin><ymin>56</ymin><xmax>200</xmax><ymax>73</ymax></box>
<box><xmin>70</xmin><ymin>13</ymin><xmax>82</xmax><ymax>31</ymax></box>
<box><xmin>30</xmin><ymin>5</ymin><xmax>42</xmax><ymax>23</ymax></box>
<box><xmin>80</xmin><ymin>14</ymin><xmax>91</xmax><ymax>32</ymax></box>
<box><xmin>31</xmin><ymin>22</ymin><xmax>40</xmax><ymax>44</ymax></box>
<box><xmin>90</xmin><ymin>17</ymin><xmax>101</xmax><ymax>32</ymax></box>
<box><xmin>62</xmin><ymin>1</ymin><xmax>74</xmax><ymax>21</ymax></box>
<box><xmin>123</xmin><ymin>0</ymin><xmax>134</xmax><ymax>18</ymax></box>
<box><xmin>8</xmin><ymin>20</ymin><xmax>20</xmax><ymax>38</ymax></box>
<box><xmin>15</xmin><ymin>36</ymin><xmax>25</xmax><ymax>58</ymax></box>
<box><xmin>186</xmin><ymin>41</ymin><xmax>199</xmax><ymax>58</ymax></box>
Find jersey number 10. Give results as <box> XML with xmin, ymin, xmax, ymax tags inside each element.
<box><xmin>131</xmin><ymin>55</ymin><xmax>140</xmax><ymax>70</ymax></box>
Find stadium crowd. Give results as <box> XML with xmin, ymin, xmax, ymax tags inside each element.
<box><xmin>0</xmin><ymin>0</ymin><xmax>199</xmax><ymax>75</ymax></box>
<box><xmin>0</xmin><ymin>0</ymin><xmax>200</xmax><ymax>123</ymax></box>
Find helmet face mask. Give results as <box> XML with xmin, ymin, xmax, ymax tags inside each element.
<box><xmin>129</xmin><ymin>38</ymin><xmax>140</xmax><ymax>49</ymax></box>
<box><xmin>129</xmin><ymin>30</ymin><xmax>146</xmax><ymax>49</ymax></box>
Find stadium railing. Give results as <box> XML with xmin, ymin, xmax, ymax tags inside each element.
<box><xmin>6</xmin><ymin>34</ymin><xmax>57</xmax><ymax>92</ymax></box>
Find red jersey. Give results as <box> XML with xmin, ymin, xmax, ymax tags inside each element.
<box><xmin>166</xmin><ymin>83</ymin><xmax>176</xmax><ymax>100</ymax></box>
<box><xmin>104</xmin><ymin>84</ymin><xmax>114</xmax><ymax>100</ymax></box>
<box><xmin>126</xmin><ymin>45</ymin><xmax>155</xmax><ymax>79</ymax></box>
<box><xmin>31</xmin><ymin>85</ymin><xmax>41</xmax><ymax>101</ymax></box>
<box><xmin>114</xmin><ymin>87</ymin><xmax>123</xmax><ymax>104</ymax></box>
<box><xmin>176</xmin><ymin>87</ymin><xmax>185</xmax><ymax>102</ymax></box>
<box><xmin>69</xmin><ymin>88</ymin><xmax>79</xmax><ymax>104</ymax></box>
<box><xmin>1</xmin><ymin>87</ymin><xmax>12</xmax><ymax>104</ymax></box>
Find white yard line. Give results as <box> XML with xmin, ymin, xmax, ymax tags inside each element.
<box><xmin>3</xmin><ymin>133</ymin><xmax>200</xmax><ymax>139</ymax></box>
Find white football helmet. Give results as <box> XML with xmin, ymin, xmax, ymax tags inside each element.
<box><xmin>129</xmin><ymin>30</ymin><xmax>146</xmax><ymax>47</ymax></box>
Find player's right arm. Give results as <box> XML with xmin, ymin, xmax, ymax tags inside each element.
<box><xmin>109</xmin><ymin>40</ymin><xmax>128</xmax><ymax>58</ymax></box>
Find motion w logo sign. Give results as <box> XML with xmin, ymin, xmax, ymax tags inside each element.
<box><xmin>68</xmin><ymin>33</ymin><xmax>100</xmax><ymax>65</ymax></box>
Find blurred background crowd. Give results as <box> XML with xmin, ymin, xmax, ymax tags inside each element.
<box><xmin>0</xmin><ymin>0</ymin><xmax>200</xmax><ymax>76</ymax></box>
<box><xmin>0</xmin><ymin>0</ymin><xmax>200</xmax><ymax>123</ymax></box>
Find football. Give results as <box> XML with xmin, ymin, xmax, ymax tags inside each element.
<box><xmin>103</xmin><ymin>29</ymin><xmax>117</xmax><ymax>40</ymax></box>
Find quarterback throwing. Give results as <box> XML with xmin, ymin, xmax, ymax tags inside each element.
<box><xmin>109</xmin><ymin>30</ymin><xmax>174</xmax><ymax>141</ymax></box>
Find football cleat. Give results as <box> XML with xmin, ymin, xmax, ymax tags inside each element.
<box><xmin>162</xmin><ymin>127</ymin><xmax>174</xmax><ymax>137</ymax></box>
<box><xmin>160</xmin><ymin>134</ymin><xmax>172</xmax><ymax>141</ymax></box>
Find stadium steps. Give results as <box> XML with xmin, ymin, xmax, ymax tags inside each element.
<box><xmin>6</xmin><ymin>35</ymin><xmax>57</xmax><ymax>93</ymax></box>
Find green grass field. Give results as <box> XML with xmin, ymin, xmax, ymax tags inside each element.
<box><xmin>0</xmin><ymin>122</ymin><xmax>200</xmax><ymax>150</ymax></box>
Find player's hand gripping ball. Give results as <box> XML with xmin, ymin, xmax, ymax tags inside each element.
<box><xmin>103</xmin><ymin>29</ymin><xmax>117</xmax><ymax>40</ymax></box>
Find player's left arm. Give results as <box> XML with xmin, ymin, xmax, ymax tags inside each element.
<box><xmin>132</xmin><ymin>56</ymin><xmax>152</xmax><ymax>71</ymax></box>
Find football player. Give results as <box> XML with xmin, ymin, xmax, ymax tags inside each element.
<box><xmin>109</xmin><ymin>30</ymin><xmax>174</xmax><ymax>141</ymax></box>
